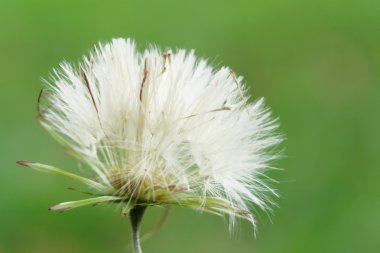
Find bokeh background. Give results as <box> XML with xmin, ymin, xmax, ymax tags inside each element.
<box><xmin>1</xmin><ymin>0</ymin><xmax>379</xmax><ymax>252</ymax></box>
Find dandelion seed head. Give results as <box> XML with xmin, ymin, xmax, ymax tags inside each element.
<box><xmin>36</xmin><ymin>38</ymin><xmax>282</xmax><ymax>228</ymax></box>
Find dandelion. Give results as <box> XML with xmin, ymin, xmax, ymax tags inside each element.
<box><xmin>17</xmin><ymin>38</ymin><xmax>282</xmax><ymax>253</ymax></box>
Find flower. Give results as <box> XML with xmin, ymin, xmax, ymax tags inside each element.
<box><xmin>18</xmin><ymin>38</ymin><xmax>282</xmax><ymax>232</ymax></box>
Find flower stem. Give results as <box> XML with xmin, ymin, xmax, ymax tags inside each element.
<box><xmin>129</xmin><ymin>205</ymin><xmax>147</xmax><ymax>253</ymax></box>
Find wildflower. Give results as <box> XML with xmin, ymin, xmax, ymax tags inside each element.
<box><xmin>17</xmin><ymin>38</ymin><xmax>282</xmax><ymax>252</ymax></box>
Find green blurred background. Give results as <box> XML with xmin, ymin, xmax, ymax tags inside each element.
<box><xmin>1</xmin><ymin>0</ymin><xmax>379</xmax><ymax>252</ymax></box>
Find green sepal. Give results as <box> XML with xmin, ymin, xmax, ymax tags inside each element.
<box><xmin>149</xmin><ymin>190</ymin><xmax>254</xmax><ymax>222</ymax></box>
<box><xmin>49</xmin><ymin>196</ymin><xmax>124</xmax><ymax>212</ymax></box>
<box><xmin>121</xmin><ymin>201</ymin><xmax>137</xmax><ymax>217</ymax></box>
<box><xmin>16</xmin><ymin>161</ymin><xmax>108</xmax><ymax>192</ymax></box>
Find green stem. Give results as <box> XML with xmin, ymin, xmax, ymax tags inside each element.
<box><xmin>129</xmin><ymin>206</ymin><xmax>147</xmax><ymax>253</ymax></box>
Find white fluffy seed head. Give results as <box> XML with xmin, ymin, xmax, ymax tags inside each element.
<box><xmin>40</xmin><ymin>38</ymin><xmax>282</xmax><ymax>228</ymax></box>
